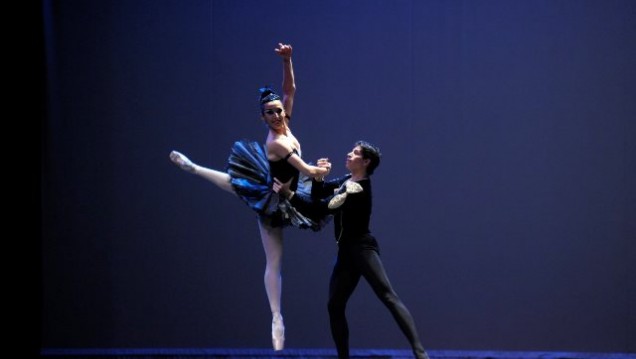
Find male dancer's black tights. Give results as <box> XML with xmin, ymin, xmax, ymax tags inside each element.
<box><xmin>327</xmin><ymin>237</ymin><xmax>429</xmax><ymax>359</ymax></box>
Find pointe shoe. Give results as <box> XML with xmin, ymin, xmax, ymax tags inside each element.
<box><xmin>271</xmin><ymin>313</ymin><xmax>285</xmax><ymax>351</ymax></box>
<box><xmin>169</xmin><ymin>151</ymin><xmax>197</xmax><ymax>173</ymax></box>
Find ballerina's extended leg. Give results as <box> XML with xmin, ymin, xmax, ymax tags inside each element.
<box><xmin>169</xmin><ymin>150</ymin><xmax>234</xmax><ymax>193</ymax></box>
<box><xmin>170</xmin><ymin>150</ymin><xmax>198</xmax><ymax>173</ymax></box>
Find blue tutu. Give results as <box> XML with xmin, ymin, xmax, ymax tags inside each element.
<box><xmin>226</xmin><ymin>140</ymin><xmax>326</xmax><ymax>231</ymax></box>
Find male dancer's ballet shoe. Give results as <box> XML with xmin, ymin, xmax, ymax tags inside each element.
<box><xmin>169</xmin><ymin>151</ymin><xmax>197</xmax><ymax>173</ymax></box>
<box><xmin>328</xmin><ymin>180</ymin><xmax>363</xmax><ymax>209</ymax></box>
<box><xmin>271</xmin><ymin>312</ymin><xmax>285</xmax><ymax>351</ymax></box>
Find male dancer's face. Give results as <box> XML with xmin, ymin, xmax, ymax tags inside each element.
<box><xmin>345</xmin><ymin>146</ymin><xmax>369</xmax><ymax>173</ymax></box>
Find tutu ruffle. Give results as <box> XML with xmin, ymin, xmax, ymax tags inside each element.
<box><xmin>226</xmin><ymin>140</ymin><xmax>327</xmax><ymax>231</ymax></box>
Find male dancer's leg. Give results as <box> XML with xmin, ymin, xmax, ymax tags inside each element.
<box><xmin>358</xmin><ymin>248</ymin><xmax>429</xmax><ymax>359</ymax></box>
<box><xmin>327</xmin><ymin>250</ymin><xmax>361</xmax><ymax>359</ymax></box>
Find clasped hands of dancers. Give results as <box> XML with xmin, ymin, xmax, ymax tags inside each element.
<box><xmin>170</xmin><ymin>43</ymin><xmax>429</xmax><ymax>359</ymax></box>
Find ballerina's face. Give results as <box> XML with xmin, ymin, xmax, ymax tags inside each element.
<box><xmin>262</xmin><ymin>100</ymin><xmax>286</xmax><ymax>132</ymax></box>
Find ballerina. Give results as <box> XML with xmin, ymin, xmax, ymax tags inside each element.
<box><xmin>170</xmin><ymin>43</ymin><xmax>330</xmax><ymax>350</ymax></box>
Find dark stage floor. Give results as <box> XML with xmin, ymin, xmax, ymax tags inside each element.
<box><xmin>40</xmin><ymin>348</ymin><xmax>635</xmax><ymax>359</ymax></box>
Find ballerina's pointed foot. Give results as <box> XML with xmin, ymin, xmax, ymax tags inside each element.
<box><xmin>272</xmin><ymin>313</ymin><xmax>285</xmax><ymax>351</ymax></box>
<box><xmin>169</xmin><ymin>150</ymin><xmax>197</xmax><ymax>173</ymax></box>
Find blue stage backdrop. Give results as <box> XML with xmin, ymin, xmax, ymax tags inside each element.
<box><xmin>42</xmin><ymin>0</ymin><xmax>635</xmax><ymax>353</ymax></box>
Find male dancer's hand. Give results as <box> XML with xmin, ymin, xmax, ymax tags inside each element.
<box><xmin>316</xmin><ymin>158</ymin><xmax>331</xmax><ymax>178</ymax></box>
<box><xmin>272</xmin><ymin>177</ymin><xmax>294</xmax><ymax>199</ymax></box>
